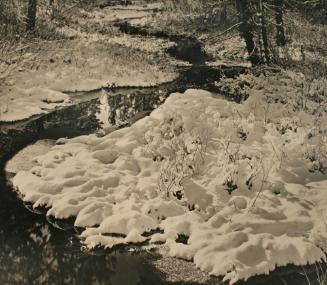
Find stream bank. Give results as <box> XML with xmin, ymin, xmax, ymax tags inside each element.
<box><xmin>0</xmin><ymin>22</ymin><xmax>246</xmax><ymax>165</ymax></box>
<box><xmin>1</xmin><ymin>15</ymin><xmax>323</xmax><ymax>285</ymax></box>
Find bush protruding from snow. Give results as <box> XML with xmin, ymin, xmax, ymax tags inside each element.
<box><xmin>13</xmin><ymin>87</ymin><xmax>327</xmax><ymax>284</ymax></box>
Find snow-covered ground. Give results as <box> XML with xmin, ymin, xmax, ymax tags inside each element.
<box><xmin>0</xmin><ymin>87</ymin><xmax>71</xmax><ymax>122</ymax></box>
<box><xmin>6</xmin><ymin>139</ymin><xmax>55</xmax><ymax>174</ymax></box>
<box><xmin>12</xmin><ymin>79</ymin><xmax>327</xmax><ymax>283</ymax></box>
<box><xmin>0</xmin><ymin>3</ymin><xmax>177</xmax><ymax>123</ymax></box>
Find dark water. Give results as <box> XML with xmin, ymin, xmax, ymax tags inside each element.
<box><xmin>0</xmin><ymin>87</ymin><xmax>214</xmax><ymax>285</ymax></box>
<box><xmin>116</xmin><ymin>21</ymin><xmax>211</xmax><ymax>64</ymax></box>
<box><xmin>0</xmin><ymin>167</ymin><xmax>325</xmax><ymax>285</ymax></box>
<box><xmin>0</xmin><ymin>23</ymin><xmax>325</xmax><ymax>285</ymax></box>
<box><xmin>0</xmin><ymin>90</ymin><xmax>166</xmax><ymax>163</ymax></box>
<box><xmin>0</xmin><ymin>100</ymin><xmax>325</xmax><ymax>285</ymax></box>
<box><xmin>0</xmin><ymin>91</ymin><xmax>173</xmax><ymax>285</ymax></box>
<box><xmin>0</xmin><ymin>171</ymin><xmax>176</xmax><ymax>285</ymax></box>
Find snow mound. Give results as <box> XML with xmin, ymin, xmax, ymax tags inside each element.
<box><xmin>13</xmin><ymin>89</ymin><xmax>327</xmax><ymax>283</ymax></box>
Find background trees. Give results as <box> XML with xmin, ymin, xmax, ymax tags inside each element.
<box><xmin>235</xmin><ymin>0</ymin><xmax>326</xmax><ymax>65</ymax></box>
<box><xmin>235</xmin><ymin>0</ymin><xmax>260</xmax><ymax>65</ymax></box>
<box><xmin>274</xmin><ymin>0</ymin><xmax>286</xmax><ymax>46</ymax></box>
<box><xmin>235</xmin><ymin>0</ymin><xmax>285</xmax><ymax>64</ymax></box>
<box><xmin>0</xmin><ymin>0</ymin><xmax>326</xmax><ymax>69</ymax></box>
<box><xmin>27</xmin><ymin>0</ymin><xmax>37</xmax><ymax>31</ymax></box>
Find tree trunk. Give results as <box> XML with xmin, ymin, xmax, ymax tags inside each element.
<box><xmin>221</xmin><ymin>3</ymin><xmax>227</xmax><ymax>22</ymax></box>
<box><xmin>259</xmin><ymin>0</ymin><xmax>270</xmax><ymax>62</ymax></box>
<box><xmin>274</xmin><ymin>0</ymin><xmax>286</xmax><ymax>46</ymax></box>
<box><xmin>235</xmin><ymin>0</ymin><xmax>260</xmax><ymax>65</ymax></box>
<box><xmin>27</xmin><ymin>0</ymin><xmax>37</xmax><ymax>31</ymax></box>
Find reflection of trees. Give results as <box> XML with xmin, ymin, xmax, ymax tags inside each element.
<box><xmin>0</xmin><ymin>89</ymin><xmax>166</xmax><ymax>165</ymax></box>
<box><xmin>1</xmin><ymin>176</ymin><xmax>326</xmax><ymax>285</ymax></box>
<box><xmin>0</xmin><ymin>181</ymin><xmax>118</xmax><ymax>285</ymax></box>
<box><xmin>0</xmin><ymin>179</ymin><xmax>166</xmax><ymax>285</ymax></box>
<box><xmin>107</xmin><ymin>91</ymin><xmax>164</xmax><ymax>126</ymax></box>
<box><xmin>0</xmin><ymin>88</ymin><xmax>169</xmax><ymax>285</ymax></box>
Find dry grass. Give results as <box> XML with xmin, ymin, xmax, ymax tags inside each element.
<box><xmin>148</xmin><ymin>0</ymin><xmax>326</xmax><ymax>75</ymax></box>
<box><xmin>303</xmin><ymin>263</ymin><xmax>327</xmax><ymax>285</ymax></box>
<box><xmin>0</xmin><ymin>0</ymin><xmax>86</xmax><ymax>87</ymax></box>
<box><xmin>151</xmin><ymin>0</ymin><xmax>236</xmax><ymax>35</ymax></box>
<box><xmin>272</xmin><ymin>10</ymin><xmax>327</xmax><ymax>78</ymax></box>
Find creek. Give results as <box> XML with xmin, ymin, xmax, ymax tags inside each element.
<box><xmin>0</xmin><ymin>21</ymin><xmax>321</xmax><ymax>285</ymax></box>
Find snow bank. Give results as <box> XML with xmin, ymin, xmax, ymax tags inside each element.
<box><xmin>13</xmin><ymin>88</ymin><xmax>327</xmax><ymax>283</ymax></box>
<box><xmin>0</xmin><ymin>3</ymin><xmax>177</xmax><ymax>123</ymax></box>
<box><xmin>5</xmin><ymin>140</ymin><xmax>55</xmax><ymax>174</ymax></box>
<box><xmin>0</xmin><ymin>87</ymin><xmax>71</xmax><ymax>122</ymax></box>
<box><xmin>24</xmin><ymin>40</ymin><xmax>176</xmax><ymax>93</ymax></box>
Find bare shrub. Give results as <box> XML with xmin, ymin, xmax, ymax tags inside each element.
<box><xmin>145</xmin><ymin>114</ymin><xmax>208</xmax><ymax>200</ymax></box>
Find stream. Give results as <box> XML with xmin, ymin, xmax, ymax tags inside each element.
<box><xmin>0</xmin><ymin>20</ymin><xmax>324</xmax><ymax>285</ymax></box>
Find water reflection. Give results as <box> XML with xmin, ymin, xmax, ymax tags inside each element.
<box><xmin>0</xmin><ymin>87</ymin><xmax>173</xmax><ymax>285</ymax></box>
<box><xmin>0</xmin><ymin>174</ymin><xmax>167</xmax><ymax>285</ymax></box>
<box><xmin>0</xmin><ymin>89</ymin><xmax>166</xmax><ymax>165</ymax></box>
<box><xmin>0</xmin><ymin>84</ymin><xmax>325</xmax><ymax>285</ymax></box>
<box><xmin>1</xmin><ymin>171</ymin><xmax>325</xmax><ymax>285</ymax></box>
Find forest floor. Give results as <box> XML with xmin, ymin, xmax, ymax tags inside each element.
<box><xmin>0</xmin><ymin>2</ymin><xmax>178</xmax><ymax>122</ymax></box>
<box><xmin>1</xmin><ymin>1</ymin><xmax>327</xmax><ymax>284</ymax></box>
<box><xmin>3</xmin><ymin>1</ymin><xmax>323</xmax><ymax>122</ymax></box>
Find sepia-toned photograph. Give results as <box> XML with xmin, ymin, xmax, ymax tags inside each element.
<box><xmin>0</xmin><ymin>0</ymin><xmax>326</xmax><ymax>284</ymax></box>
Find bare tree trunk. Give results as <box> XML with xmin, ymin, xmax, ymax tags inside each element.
<box><xmin>221</xmin><ymin>3</ymin><xmax>227</xmax><ymax>22</ymax></box>
<box><xmin>259</xmin><ymin>0</ymin><xmax>270</xmax><ymax>62</ymax></box>
<box><xmin>235</xmin><ymin>0</ymin><xmax>260</xmax><ymax>65</ymax></box>
<box><xmin>27</xmin><ymin>0</ymin><xmax>37</xmax><ymax>31</ymax></box>
<box><xmin>274</xmin><ymin>0</ymin><xmax>286</xmax><ymax>46</ymax></box>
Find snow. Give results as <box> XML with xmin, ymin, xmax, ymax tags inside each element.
<box><xmin>5</xmin><ymin>140</ymin><xmax>55</xmax><ymax>174</ymax></box>
<box><xmin>78</xmin><ymin>3</ymin><xmax>163</xmax><ymax>27</ymax></box>
<box><xmin>0</xmin><ymin>87</ymin><xmax>71</xmax><ymax>122</ymax></box>
<box><xmin>0</xmin><ymin>3</ymin><xmax>177</xmax><ymax>123</ymax></box>
<box><xmin>10</xmin><ymin>39</ymin><xmax>176</xmax><ymax>93</ymax></box>
<box><xmin>96</xmin><ymin>92</ymin><xmax>112</xmax><ymax>130</ymax></box>
<box><xmin>12</xmin><ymin>87</ymin><xmax>327</xmax><ymax>284</ymax></box>
<box><xmin>78</xmin><ymin>3</ymin><xmax>163</xmax><ymax>24</ymax></box>
<box><xmin>106</xmin><ymin>34</ymin><xmax>175</xmax><ymax>54</ymax></box>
